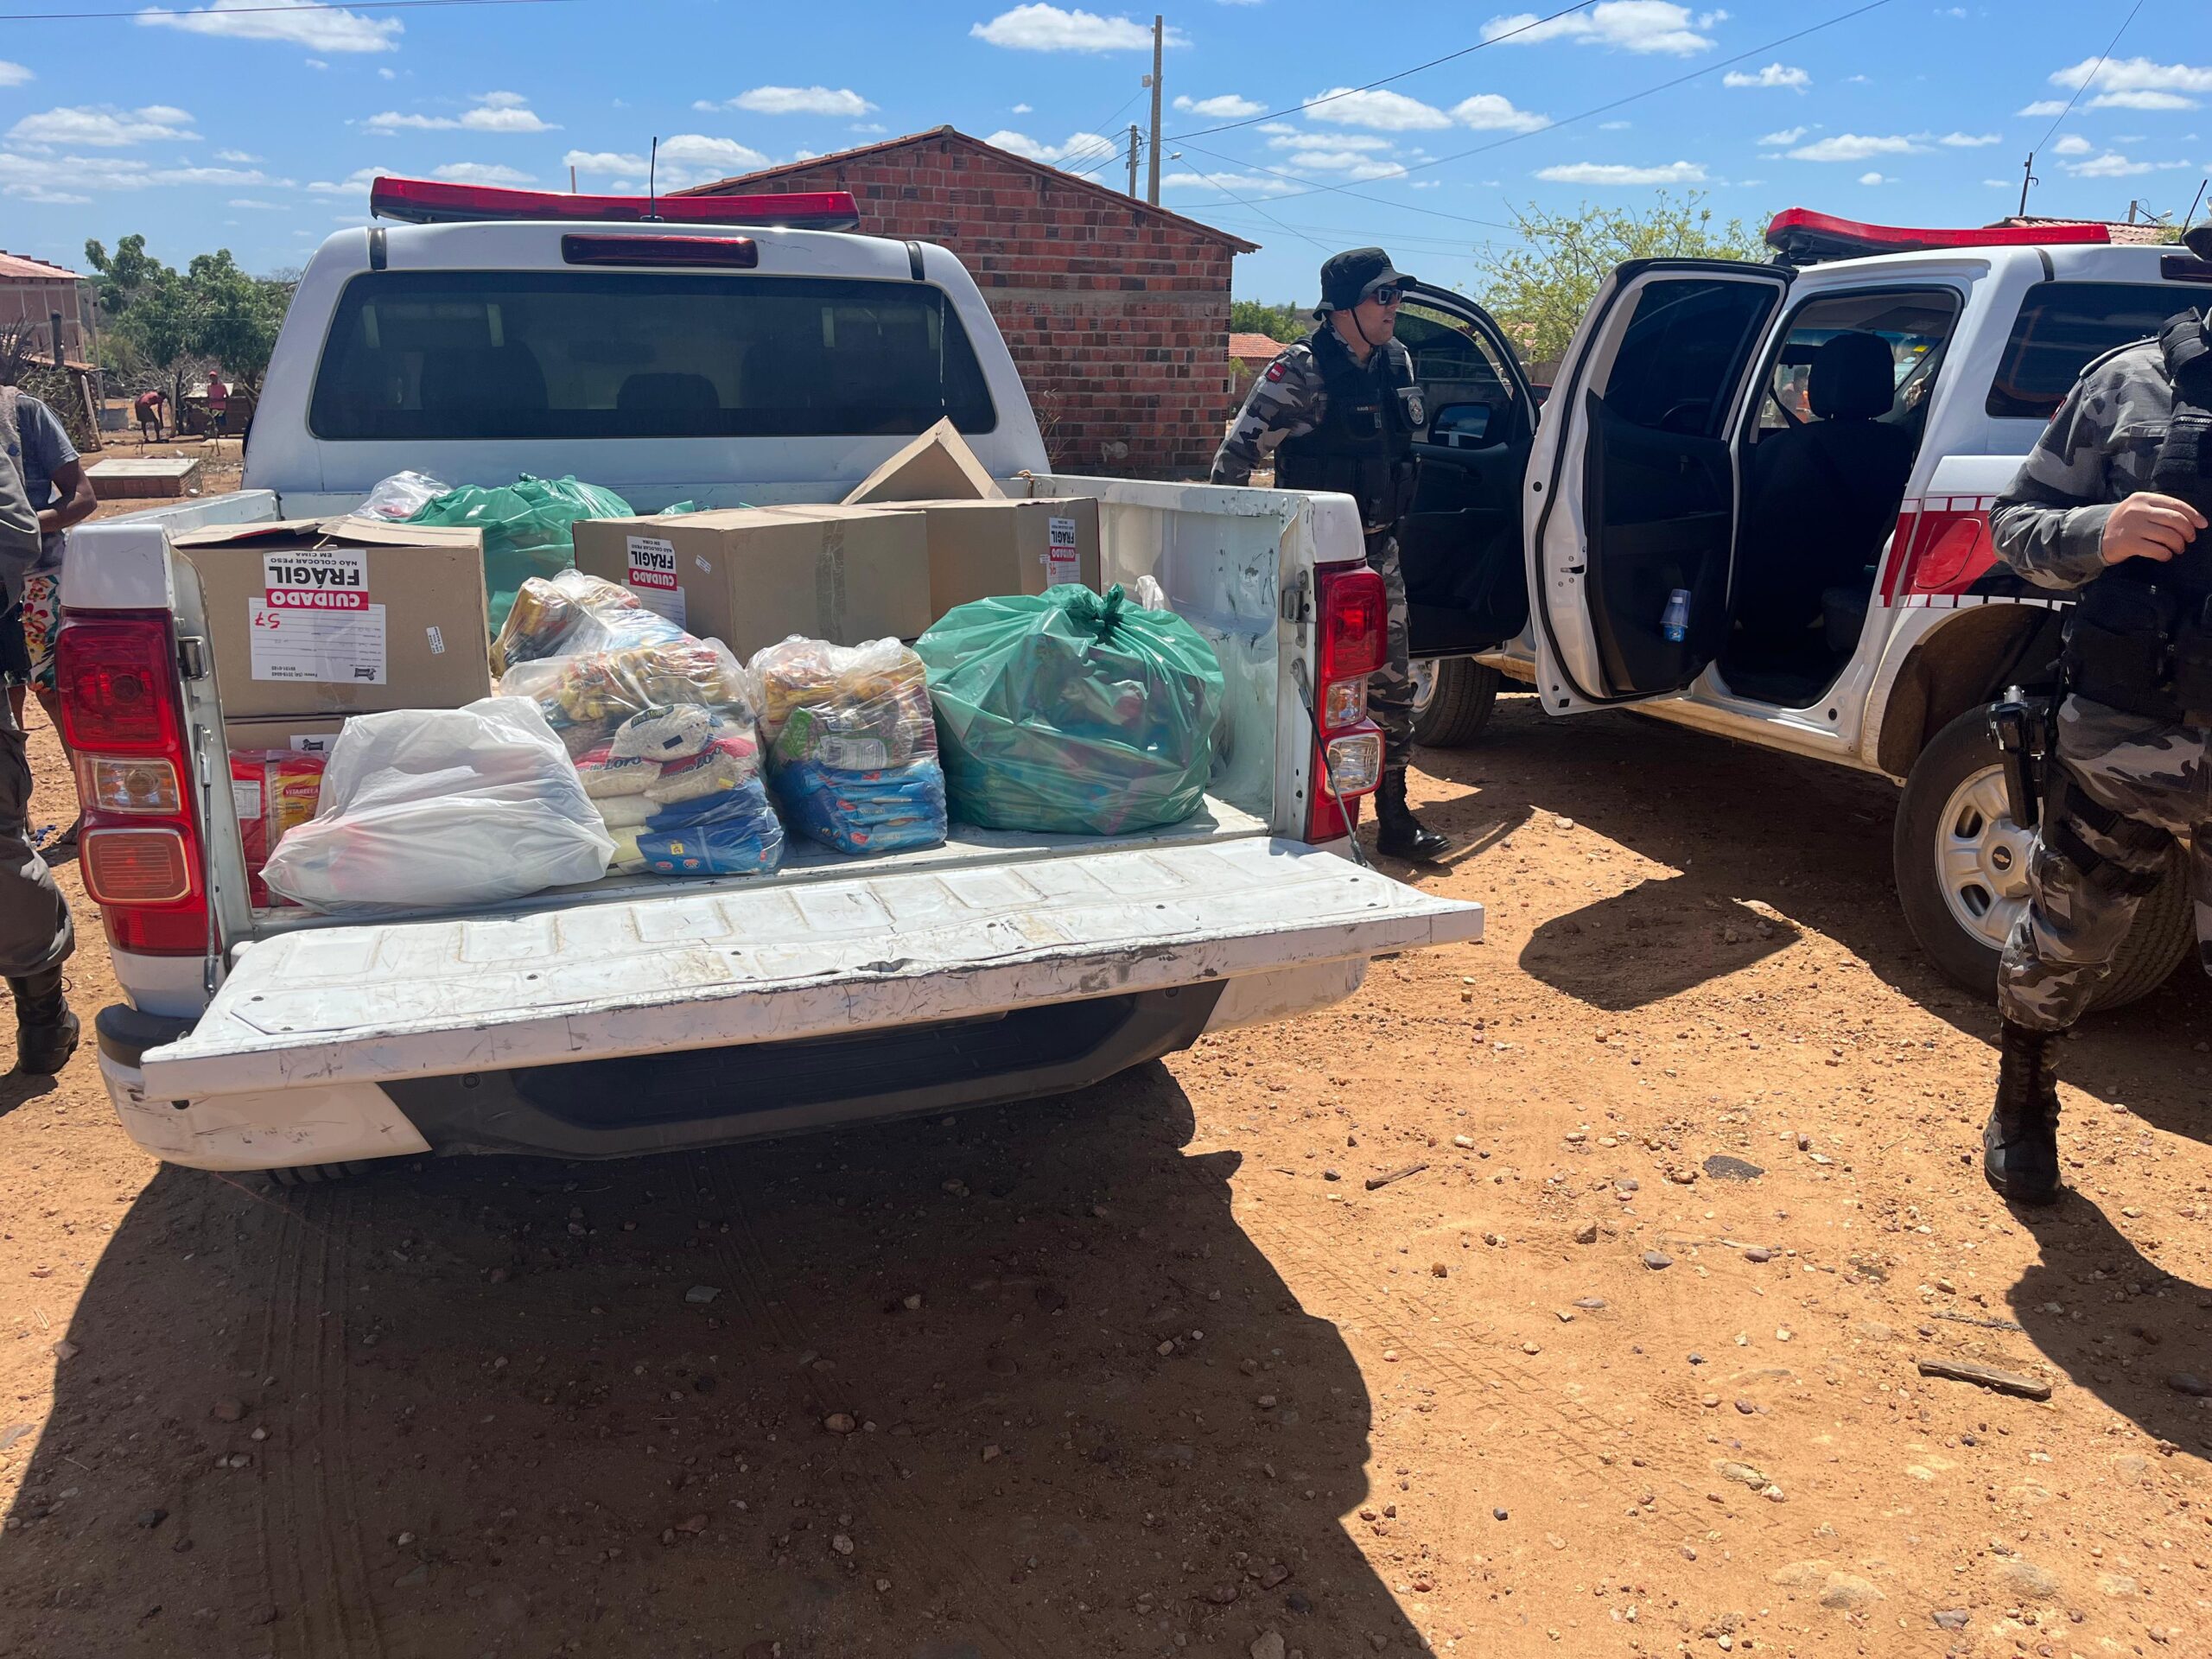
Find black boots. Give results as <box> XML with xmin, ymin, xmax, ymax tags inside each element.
<box><xmin>1373</xmin><ymin>771</ymin><xmax>1449</xmax><ymax>861</ymax></box>
<box><xmin>1983</xmin><ymin>1018</ymin><xmax>2063</xmax><ymax>1205</ymax></box>
<box><xmin>11</xmin><ymin>968</ymin><xmax>79</xmax><ymax>1077</ymax></box>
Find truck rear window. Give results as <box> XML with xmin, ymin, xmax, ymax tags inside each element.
<box><xmin>308</xmin><ymin>270</ymin><xmax>999</xmax><ymax>442</ymax></box>
<box><xmin>1985</xmin><ymin>280</ymin><xmax>2188</xmax><ymax>420</ymax></box>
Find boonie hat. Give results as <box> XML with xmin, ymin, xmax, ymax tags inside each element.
<box><xmin>1315</xmin><ymin>247</ymin><xmax>1414</xmax><ymax>317</ymax></box>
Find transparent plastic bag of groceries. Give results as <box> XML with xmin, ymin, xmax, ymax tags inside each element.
<box><xmin>498</xmin><ymin>625</ymin><xmax>760</xmax><ymax>760</ymax></box>
<box><xmin>491</xmin><ymin>568</ymin><xmax>690</xmax><ymax>677</ymax></box>
<box><xmin>356</xmin><ymin>469</ymin><xmax>452</xmax><ymax>523</ymax></box>
<box><xmin>916</xmin><ymin>583</ymin><xmax>1225</xmax><ymax>836</ymax></box>
<box><xmin>404</xmin><ymin>474</ymin><xmax>635</xmax><ymax>634</ymax></box>
<box><xmin>750</xmin><ymin>636</ymin><xmax>945</xmax><ymax>855</ymax></box>
<box><xmin>260</xmin><ymin>698</ymin><xmax>616</xmax><ymax>914</ymax></box>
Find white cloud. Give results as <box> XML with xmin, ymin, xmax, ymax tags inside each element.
<box><xmin>7</xmin><ymin>104</ymin><xmax>199</xmax><ymax>149</ymax></box>
<box><xmin>1303</xmin><ymin>87</ymin><xmax>1452</xmax><ymax>130</ymax></box>
<box><xmin>2017</xmin><ymin>99</ymin><xmax>2068</xmax><ymax>117</ymax></box>
<box><xmin>1535</xmin><ymin>159</ymin><xmax>1708</xmax><ymax>184</ymax></box>
<box><xmin>215</xmin><ymin>148</ymin><xmax>261</xmax><ymax>162</ymax></box>
<box><xmin>1483</xmin><ymin>2</ymin><xmax>1715</xmax><ymax>56</ymax></box>
<box><xmin>1758</xmin><ymin>125</ymin><xmax>1809</xmax><ymax>146</ymax></box>
<box><xmin>1173</xmin><ymin>92</ymin><xmax>1264</xmax><ymax>119</ymax></box>
<box><xmin>0</xmin><ymin>149</ymin><xmax>267</xmax><ymax>200</ymax></box>
<box><xmin>226</xmin><ymin>197</ymin><xmax>283</xmax><ymax>209</ymax></box>
<box><xmin>728</xmin><ymin>86</ymin><xmax>875</xmax><ymax>117</ymax></box>
<box><xmin>563</xmin><ymin>135</ymin><xmax>772</xmax><ymax>190</ymax></box>
<box><xmin>1268</xmin><ymin>130</ymin><xmax>1392</xmax><ymax>153</ymax></box>
<box><xmin>365</xmin><ymin>93</ymin><xmax>557</xmax><ymax>134</ymax></box>
<box><xmin>305</xmin><ymin>165</ymin><xmax>386</xmax><ymax>196</ymax></box>
<box><xmin>1787</xmin><ymin>132</ymin><xmax>1923</xmax><ymax>162</ymax></box>
<box><xmin>137</xmin><ymin>0</ymin><xmax>401</xmax><ymax>55</ymax></box>
<box><xmin>0</xmin><ymin>61</ymin><xmax>32</xmax><ymax>88</ymax></box>
<box><xmin>970</xmin><ymin>5</ymin><xmax>1186</xmax><ymax>52</ymax></box>
<box><xmin>2063</xmin><ymin>150</ymin><xmax>2156</xmax><ymax>177</ymax></box>
<box><xmin>1858</xmin><ymin>171</ymin><xmax>1891</xmax><ymax>184</ymax></box>
<box><xmin>1938</xmin><ymin>131</ymin><xmax>2000</xmax><ymax>147</ymax></box>
<box><xmin>1159</xmin><ymin>168</ymin><xmax>1300</xmax><ymax>197</ymax></box>
<box><xmin>2048</xmin><ymin>54</ymin><xmax>2211</xmax><ymax>111</ymax></box>
<box><xmin>378</xmin><ymin>67</ymin><xmax>396</xmax><ymax>80</ymax></box>
<box><xmin>431</xmin><ymin>162</ymin><xmax>535</xmax><ymax>186</ymax></box>
<box><xmin>306</xmin><ymin>58</ymin><xmax>327</xmax><ymax>69</ymax></box>
<box><xmin>1011</xmin><ymin>102</ymin><xmax>1033</xmax><ymax>114</ymax></box>
<box><xmin>2050</xmin><ymin>134</ymin><xmax>2093</xmax><ymax>156</ymax></box>
<box><xmin>1451</xmin><ymin>93</ymin><xmax>1549</xmax><ymax>133</ymax></box>
<box><xmin>1722</xmin><ymin>62</ymin><xmax>1808</xmax><ymax>91</ymax></box>
<box><xmin>985</xmin><ymin>128</ymin><xmax>1118</xmax><ymax>166</ymax></box>
<box><xmin>2091</xmin><ymin>90</ymin><xmax>2197</xmax><ymax>111</ymax></box>
<box><xmin>1599</xmin><ymin>119</ymin><xmax>1632</xmax><ymax>130</ymax></box>
<box><xmin>1270</xmin><ymin>138</ymin><xmax>1408</xmax><ymax>180</ymax></box>
<box><xmin>851</xmin><ymin>123</ymin><xmax>887</xmax><ymax>134</ymax></box>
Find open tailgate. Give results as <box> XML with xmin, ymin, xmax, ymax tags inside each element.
<box><xmin>139</xmin><ymin>839</ymin><xmax>1482</xmax><ymax>1097</ymax></box>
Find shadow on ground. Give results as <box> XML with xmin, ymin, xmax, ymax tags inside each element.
<box><xmin>1</xmin><ymin>1066</ymin><xmax>1415</xmax><ymax>1658</ymax></box>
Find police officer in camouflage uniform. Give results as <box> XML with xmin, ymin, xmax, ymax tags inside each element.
<box><xmin>1980</xmin><ymin>219</ymin><xmax>2212</xmax><ymax>1205</ymax></box>
<box><xmin>1211</xmin><ymin>247</ymin><xmax>1450</xmax><ymax>861</ymax></box>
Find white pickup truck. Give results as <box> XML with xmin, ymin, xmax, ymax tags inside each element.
<box><xmin>66</xmin><ymin>180</ymin><xmax>1481</xmax><ymax>1181</ymax></box>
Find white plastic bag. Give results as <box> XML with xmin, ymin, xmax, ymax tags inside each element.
<box><xmin>262</xmin><ymin>697</ymin><xmax>616</xmax><ymax>912</ymax></box>
<box><xmin>356</xmin><ymin>469</ymin><xmax>453</xmax><ymax>522</ymax></box>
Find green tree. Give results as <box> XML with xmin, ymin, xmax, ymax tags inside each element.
<box><xmin>187</xmin><ymin>250</ymin><xmax>289</xmax><ymax>392</ymax></box>
<box><xmin>82</xmin><ymin>236</ymin><xmax>297</xmax><ymax>412</ymax></box>
<box><xmin>1478</xmin><ymin>193</ymin><xmax>1768</xmax><ymax>371</ymax></box>
<box><xmin>1230</xmin><ymin>299</ymin><xmax>1308</xmax><ymax>342</ymax></box>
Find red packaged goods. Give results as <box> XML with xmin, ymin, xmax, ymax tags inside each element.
<box><xmin>230</xmin><ymin>749</ymin><xmax>328</xmax><ymax>906</ymax></box>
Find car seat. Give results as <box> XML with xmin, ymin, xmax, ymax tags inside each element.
<box><xmin>1732</xmin><ymin>331</ymin><xmax>1916</xmax><ymax>652</ymax></box>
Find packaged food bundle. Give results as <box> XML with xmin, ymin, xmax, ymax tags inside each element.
<box><xmin>229</xmin><ymin>748</ymin><xmax>328</xmax><ymax>907</ymax></box>
<box><xmin>261</xmin><ymin>698</ymin><xmax>614</xmax><ymax>913</ymax></box>
<box><xmin>492</xmin><ymin>567</ymin><xmax>689</xmax><ymax>677</ymax></box>
<box><xmin>751</xmin><ymin>635</ymin><xmax>946</xmax><ymax>855</ymax></box>
<box><xmin>916</xmin><ymin>584</ymin><xmax>1224</xmax><ymax>836</ymax></box>
<box><xmin>499</xmin><ymin>633</ymin><xmax>755</xmax><ymax>760</ymax></box>
<box><xmin>573</xmin><ymin>703</ymin><xmax>784</xmax><ymax>877</ymax></box>
<box><xmin>404</xmin><ymin>474</ymin><xmax>635</xmax><ymax>634</ymax></box>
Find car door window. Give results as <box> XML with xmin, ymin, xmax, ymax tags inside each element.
<box><xmin>1395</xmin><ymin>302</ymin><xmax>1520</xmax><ymax>447</ymax></box>
<box><xmin>1604</xmin><ymin>278</ymin><xmax>1778</xmax><ymax>437</ymax></box>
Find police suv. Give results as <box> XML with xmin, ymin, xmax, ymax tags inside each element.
<box><xmin>1392</xmin><ymin>208</ymin><xmax>2212</xmax><ymax>1007</ymax></box>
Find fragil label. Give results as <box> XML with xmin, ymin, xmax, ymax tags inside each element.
<box><xmin>1046</xmin><ymin>516</ymin><xmax>1080</xmax><ymax>584</ymax></box>
<box><xmin>263</xmin><ymin>548</ymin><xmax>368</xmax><ymax>612</ymax></box>
<box><xmin>626</xmin><ymin>536</ymin><xmax>679</xmax><ymax>591</ymax></box>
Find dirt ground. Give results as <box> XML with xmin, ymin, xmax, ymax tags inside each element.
<box><xmin>3</xmin><ymin>690</ymin><xmax>2209</xmax><ymax>1659</ymax></box>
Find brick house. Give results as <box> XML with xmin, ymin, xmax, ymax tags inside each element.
<box><xmin>0</xmin><ymin>250</ymin><xmax>92</xmax><ymax>364</ymax></box>
<box><xmin>681</xmin><ymin>127</ymin><xmax>1257</xmax><ymax>479</ymax></box>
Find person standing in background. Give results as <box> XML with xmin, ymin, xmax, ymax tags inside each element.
<box><xmin>205</xmin><ymin>370</ymin><xmax>229</xmax><ymax>442</ymax></box>
<box><xmin>133</xmin><ymin>387</ymin><xmax>167</xmax><ymax>444</ymax></box>
<box><xmin>0</xmin><ymin>385</ymin><xmax>98</xmax><ymax>845</ymax></box>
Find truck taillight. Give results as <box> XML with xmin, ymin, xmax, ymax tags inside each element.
<box><xmin>1305</xmin><ymin>562</ymin><xmax>1389</xmax><ymax>843</ymax></box>
<box><xmin>56</xmin><ymin>612</ymin><xmax>210</xmax><ymax>957</ymax></box>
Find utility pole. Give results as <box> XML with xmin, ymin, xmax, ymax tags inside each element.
<box><xmin>1147</xmin><ymin>13</ymin><xmax>1163</xmax><ymax>206</ymax></box>
<box><xmin>2017</xmin><ymin>152</ymin><xmax>2037</xmax><ymax>219</ymax></box>
<box><xmin>1127</xmin><ymin>123</ymin><xmax>1141</xmax><ymax>197</ymax></box>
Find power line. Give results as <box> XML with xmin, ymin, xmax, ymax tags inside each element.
<box><xmin>10</xmin><ymin>0</ymin><xmax>579</xmax><ymax>18</ymax></box>
<box><xmin>2033</xmin><ymin>0</ymin><xmax>2145</xmax><ymax>152</ymax></box>
<box><xmin>1166</xmin><ymin>0</ymin><xmax>1599</xmax><ymax>142</ymax></box>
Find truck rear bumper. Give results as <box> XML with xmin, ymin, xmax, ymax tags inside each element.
<box><xmin>98</xmin><ymin>967</ymin><xmax>1346</xmax><ymax>1170</ymax></box>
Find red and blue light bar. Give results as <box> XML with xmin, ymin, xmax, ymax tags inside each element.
<box><xmin>1765</xmin><ymin>207</ymin><xmax>2111</xmax><ymax>265</ymax></box>
<box><xmin>368</xmin><ymin>176</ymin><xmax>862</xmax><ymax>232</ymax></box>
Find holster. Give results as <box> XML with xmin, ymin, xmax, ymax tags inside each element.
<box><xmin>1987</xmin><ymin>688</ymin><xmax>2049</xmax><ymax>830</ymax></box>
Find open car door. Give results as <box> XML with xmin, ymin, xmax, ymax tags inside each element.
<box><xmin>1524</xmin><ymin>260</ymin><xmax>1792</xmax><ymax>712</ymax></box>
<box><xmin>1395</xmin><ymin>283</ymin><xmax>1539</xmax><ymax>658</ymax></box>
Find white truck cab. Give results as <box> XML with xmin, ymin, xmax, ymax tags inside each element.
<box><xmin>1394</xmin><ymin>210</ymin><xmax>2212</xmax><ymax>1005</ymax></box>
<box><xmin>64</xmin><ymin>180</ymin><xmax>1482</xmax><ymax>1179</ymax></box>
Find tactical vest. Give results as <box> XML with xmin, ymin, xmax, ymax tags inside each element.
<box><xmin>1274</xmin><ymin>329</ymin><xmax>1422</xmax><ymax>534</ymax></box>
<box><xmin>2066</xmin><ymin>308</ymin><xmax>2212</xmax><ymax>721</ymax></box>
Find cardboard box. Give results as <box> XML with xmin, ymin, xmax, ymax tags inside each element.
<box><xmin>867</xmin><ymin>497</ymin><xmax>1103</xmax><ymax>617</ymax></box>
<box><xmin>223</xmin><ymin>715</ymin><xmax>349</xmax><ymax>756</ymax></box>
<box><xmin>842</xmin><ymin>417</ymin><xmax>1006</xmax><ymax>505</ymax></box>
<box><xmin>174</xmin><ymin>517</ymin><xmax>491</xmax><ymax>719</ymax></box>
<box><xmin>573</xmin><ymin>506</ymin><xmax>932</xmax><ymax>658</ymax></box>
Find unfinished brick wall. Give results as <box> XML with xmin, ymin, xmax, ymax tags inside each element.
<box><xmin>693</xmin><ymin>135</ymin><xmax>1249</xmax><ymax>480</ymax></box>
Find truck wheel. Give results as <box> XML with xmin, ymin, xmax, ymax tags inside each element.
<box><xmin>265</xmin><ymin>1160</ymin><xmax>377</xmax><ymax>1188</ymax></box>
<box><xmin>1410</xmin><ymin>658</ymin><xmax>1500</xmax><ymax>749</ymax></box>
<box><xmin>1893</xmin><ymin>707</ymin><xmax>2192</xmax><ymax>1009</ymax></box>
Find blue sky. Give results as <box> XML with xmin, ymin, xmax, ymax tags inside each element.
<box><xmin>1</xmin><ymin>0</ymin><xmax>2206</xmax><ymax>302</ymax></box>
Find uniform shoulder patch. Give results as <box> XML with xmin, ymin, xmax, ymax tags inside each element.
<box><xmin>1265</xmin><ymin>362</ymin><xmax>1285</xmax><ymax>382</ymax></box>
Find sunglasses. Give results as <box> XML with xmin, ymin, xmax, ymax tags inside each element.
<box><xmin>1369</xmin><ymin>285</ymin><xmax>1406</xmax><ymax>307</ymax></box>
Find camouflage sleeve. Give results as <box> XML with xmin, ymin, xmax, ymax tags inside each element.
<box><xmin>1988</xmin><ymin>368</ymin><xmax>2124</xmax><ymax>592</ymax></box>
<box><xmin>1210</xmin><ymin>346</ymin><xmax>1325</xmax><ymax>486</ymax></box>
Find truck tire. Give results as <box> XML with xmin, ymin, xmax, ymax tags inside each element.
<box><xmin>265</xmin><ymin>1160</ymin><xmax>377</xmax><ymax>1188</ymax></box>
<box><xmin>1410</xmin><ymin>657</ymin><xmax>1500</xmax><ymax>749</ymax></box>
<box><xmin>1893</xmin><ymin>706</ymin><xmax>2192</xmax><ymax>1009</ymax></box>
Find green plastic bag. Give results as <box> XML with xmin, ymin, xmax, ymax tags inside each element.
<box><xmin>917</xmin><ymin>584</ymin><xmax>1224</xmax><ymax>836</ymax></box>
<box><xmin>407</xmin><ymin>474</ymin><xmax>634</xmax><ymax>634</ymax></box>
